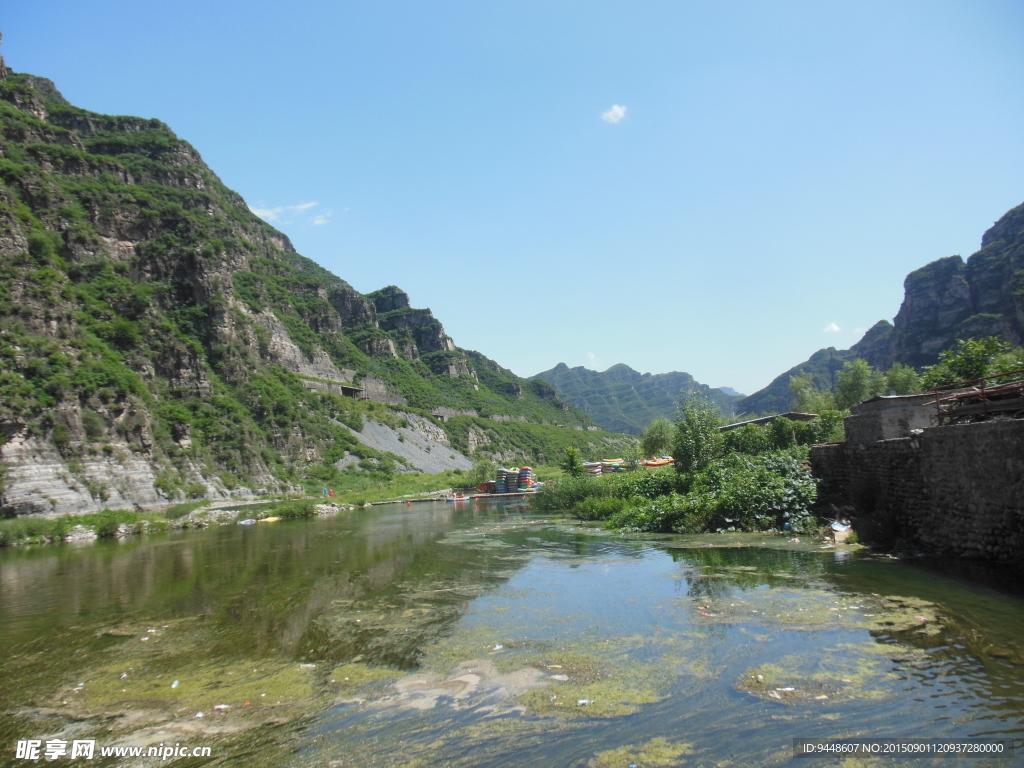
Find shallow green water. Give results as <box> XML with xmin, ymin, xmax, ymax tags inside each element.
<box><xmin>1</xmin><ymin>501</ymin><xmax>1023</xmax><ymax>767</ymax></box>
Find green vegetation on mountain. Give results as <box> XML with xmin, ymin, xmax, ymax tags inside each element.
<box><xmin>529</xmin><ymin>362</ymin><xmax>743</xmax><ymax>434</ymax></box>
<box><xmin>0</xmin><ymin>60</ymin><xmax>621</xmax><ymax>515</ymax></box>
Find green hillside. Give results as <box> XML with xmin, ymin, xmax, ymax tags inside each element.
<box><xmin>0</xmin><ymin>60</ymin><xmax>621</xmax><ymax>516</ymax></box>
<box><xmin>529</xmin><ymin>363</ymin><xmax>743</xmax><ymax>434</ymax></box>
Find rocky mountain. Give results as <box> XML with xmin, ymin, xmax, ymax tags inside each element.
<box><xmin>739</xmin><ymin>200</ymin><xmax>1024</xmax><ymax>414</ymax></box>
<box><xmin>528</xmin><ymin>363</ymin><xmax>743</xmax><ymax>434</ymax></box>
<box><xmin>0</xmin><ymin>54</ymin><xmax>619</xmax><ymax>517</ymax></box>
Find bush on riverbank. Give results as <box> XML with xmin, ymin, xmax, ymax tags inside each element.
<box><xmin>262</xmin><ymin>500</ymin><xmax>319</xmax><ymax>518</ymax></box>
<box><xmin>530</xmin><ymin>468</ymin><xmax>678</xmax><ymax>515</ymax></box>
<box><xmin>532</xmin><ymin>393</ymin><xmax>828</xmax><ymax>535</ymax></box>
<box><xmin>607</xmin><ymin>449</ymin><xmax>818</xmax><ymax>533</ymax></box>
<box><xmin>0</xmin><ymin>508</ymin><xmax>148</xmax><ymax>546</ymax></box>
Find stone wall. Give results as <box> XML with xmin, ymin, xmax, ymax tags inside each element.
<box><xmin>843</xmin><ymin>394</ymin><xmax>934</xmax><ymax>444</ymax></box>
<box><xmin>810</xmin><ymin>420</ymin><xmax>1024</xmax><ymax>561</ymax></box>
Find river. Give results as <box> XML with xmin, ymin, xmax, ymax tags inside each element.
<box><xmin>1</xmin><ymin>500</ymin><xmax>1022</xmax><ymax>766</ymax></box>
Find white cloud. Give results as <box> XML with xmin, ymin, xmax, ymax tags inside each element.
<box><xmin>601</xmin><ymin>104</ymin><xmax>627</xmax><ymax>124</ymax></box>
<box><xmin>823</xmin><ymin>322</ymin><xmax>842</xmax><ymax>333</ymax></box>
<box><xmin>248</xmin><ymin>201</ymin><xmax>329</xmax><ymax>226</ymax></box>
<box><xmin>586</xmin><ymin>352</ymin><xmax>599</xmax><ymax>367</ymax></box>
<box><xmin>249</xmin><ymin>205</ymin><xmax>283</xmax><ymax>222</ymax></box>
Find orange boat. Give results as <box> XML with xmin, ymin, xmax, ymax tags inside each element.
<box><xmin>643</xmin><ymin>458</ymin><xmax>674</xmax><ymax>468</ymax></box>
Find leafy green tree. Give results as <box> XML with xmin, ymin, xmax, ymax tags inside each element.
<box><xmin>922</xmin><ymin>337</ymin><xmax>1022</xmax><ymax>388</ymax></box>
<box><xmin>559</xmin><ymin>446</ymin><xmax>585</xmax><ymax>478</ymax></box>
<box><xmin>884</xmin><ymin>362</ymin><xmax>921</xmax><ymax>395</ymax></box>
<box><xmin>788</xmin><ymin>373</ymin><xmax>837</xmax><ymax>413</ymax></box>
<box><xmin>673</xmin><ymin>394</ymin><xmax>722</xmax><ymax>474</ymax></box>
<box><xmin>640</xmin><ymin>417</ymin><xmax>673</xmax><ymax>458</ymax></box>
<box><xmin>833</xmin><ymin>359</ymin><xmax>885</xmax><ymax>409</ymax></box>
<box><xmin>622</xmin><ymin>442</ymin><xmax>644</xmax><ymax>469</ymax></box>
<box><xmin>472</xmin><ymin>456</ymin><xmax>496</xmax><ymax>486</ymax></box>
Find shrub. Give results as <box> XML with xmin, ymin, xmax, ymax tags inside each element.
<box><xmin>184</xmin><ymin>482</ymin><xmax>207</xmax><ymax>499</ymax></box>
<box><xmin>81</xmin><ymin>409</ymin><xmax>105</xmax><ymax>440</ymax></box>
<box><xmin>267</xmin><ymin>500</ymin><xmax>318</xmax><ymax>518</ymax></box>
<box><xmin>164</xmin><ymin>501</ymin><xmax>206</xmax><ymax>519</ymax></box>
<box><xmin>52</xmin><ymin>423</ymin><xmax>71</xmax><ymax>448</ymax></box>
<box><xmin>574</xmin><ymin>496</ymin><xmax>629</xmax><ymax>521</ymax></box>
<box><xmin>606</xmin><ymin>449</ymin><xmax>818</xmax><ymax>535</ymax></box>
<box><xmin>531</xmin><ymin>475</ymin><xmax>608</xmax><ymax>512</ymax></box>
<box><xmin>607</xmin><ymin>467</ymin><xmax>677</xmax><ymax>500</ymax></box>
<box><xmin>94</xmin><ymin>510</ymin><xmax>125</xmax><ymax>537</ymax></box>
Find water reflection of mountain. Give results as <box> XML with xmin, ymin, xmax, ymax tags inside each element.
<box><xmin>0</xmin><ymin>505</ymin><xmax>536</xmax><ymax>671</ymax></box>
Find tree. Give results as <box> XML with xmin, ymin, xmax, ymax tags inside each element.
<box><xmin>921</xmin><ymin>337</ymin><xmax>1020</xmax><ymax>388</ymax></box>
<box><xmin>788</xmin><ymin>373</ymin><xmax>837</xmax><ymax>413</ymax></box>
<box><xmin>833</xmin><ymin>359</ymin><xmax>885</xmax><ymax>409</ymax></box>
<box><xmin>472</xmin><ymin>456</ymin><xmax>496</xmax><ymax>486</ymax></box>
<box><xmin>673</xmin><ymin>394</ymin><xmax>722</xmax><ymax>474</ymax></box>
<box><xmin>559</xmin><ymin>446</ymin><xmax>585</xmax><ymax>478</ymax></box>
<box><xmin>884</xmin><ymin>363</ymin><xmax>921</xmax><ymax>395</ymax></box>
<box><xmin>622</xmin><ymin>442</ymin><xmax>644</xmax><ymax>469</ymax></box>
<box><xmin>640</xmin><ymin>417</ymin><xmax>673</xmax><ymax>458</ymax></box>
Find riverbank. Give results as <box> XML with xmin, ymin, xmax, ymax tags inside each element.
<box><xmin>0</xmin><ymin>466</ymin><xmax>565</xmax><ymax>548</ymax></box>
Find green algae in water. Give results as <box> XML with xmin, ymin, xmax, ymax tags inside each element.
<box><xmin>4</xmin><ymin>503</ymin><xmax>1024</xmax><ymax>768</ymax></box>
<box><xmin>588</xmin><ymin>738</ymin><xmax>694</xmax><ymax>768</ymax></box>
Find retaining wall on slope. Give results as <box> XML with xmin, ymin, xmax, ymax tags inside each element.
<box><xmin>810</xmin><ymin>420</ymin><xmax>1024</xmax><ymax>561</ymax></box>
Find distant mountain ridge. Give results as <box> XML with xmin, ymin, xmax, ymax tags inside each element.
<box><xmin>739</xmin><ymin>199</ymin><xmax>1024</xmax><ymax>414</ymax></box>
<box><xmin>528</xmin><ymin>363</ymin><xmax>743</xmax><ymax>434</ymax></box>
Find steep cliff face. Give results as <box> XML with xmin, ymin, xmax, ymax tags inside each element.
<box><xmin>0</xmin><ymin>58</ymin><xmax>603</xmax><ymax>516</ymax></box>
<box><xmin>529</xmin><ymin>363</ymin><xmax>742</xmax><ymax>434</ymax></box>
<box><xmin>740</xmin><ymin>199</ymin><xmax>1024</xmax><ymax>414</ymax></box>
<box><xmin>369</xmin><ymin>287</ymin><xmax>457</xmax><ymax>356</ymax></box>
<box><xmin>887</xmin><ymin>256</ymin><xmax>974</xmax><ymax>368</ymax></box>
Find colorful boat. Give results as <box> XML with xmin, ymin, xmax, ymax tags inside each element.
<box><xmin>643</xmin><ymin>458</ymin><xmax>674</xmax><ymax>468</ymax></box>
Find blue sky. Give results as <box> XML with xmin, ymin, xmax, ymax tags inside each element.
<box><xmin>6</xmin><ymin>1</ymin><xmax>1024</xmax><ymax>394</ymax></box>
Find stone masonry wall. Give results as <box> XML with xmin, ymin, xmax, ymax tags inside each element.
<box><xmin>810</xmin><ymin>420</ymin><xmax>1024</xmax><ymax>561</ymax></box>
